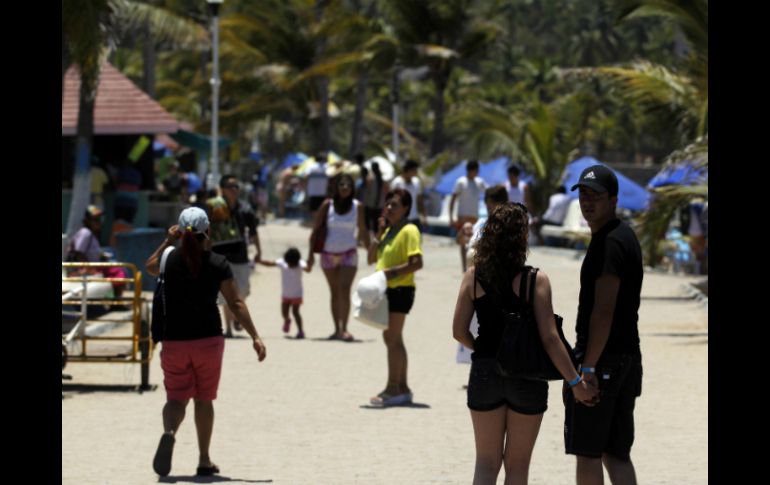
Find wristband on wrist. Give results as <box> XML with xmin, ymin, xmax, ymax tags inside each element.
<box><xmin>568</xmin><ymin>375</ymin><xmax>582</xmax><ymax>387</ymax></box>
<box><xmin>579</xmin><ymin>365</ymin><xmax>596</xmax><ymax>374</ymax></box>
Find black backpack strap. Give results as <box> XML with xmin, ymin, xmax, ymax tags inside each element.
<box><xmin>518</xmin><ymin>265</ymin><xmax>531</xmax><ymax>304</ymax></box>
<box><xmin>527</xmin><ymin>267</ymin><xmax>539</xmax><ymax>310</ymax></box>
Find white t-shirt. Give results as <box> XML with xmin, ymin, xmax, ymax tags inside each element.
<box><xmin>453</xmin><ymin>176</ymin><xmax>487</xmax><ymax>217</ymax></box>
<box><xmin>542</xmin><ymin>193</ymin><xmax>571</xmax><ymax>224</ymax></box>
<box><xmin>277</xmin><ymin>258</ymin><xmax>307</xmax><ymax>299</ymax></box>
<box><xmin>391</xmin><ymin>175</ymin><xmax>422</xmax><ymax>220</ymax></box>
<box><xmin>505</xmin><ymin>179</ymin><xmax>527</xmax><ymax>205</ymax></box>
<box><xmin>306</xmin><ymin>162</ymin><xmax>329</xmax><ymax>197</ymax></box>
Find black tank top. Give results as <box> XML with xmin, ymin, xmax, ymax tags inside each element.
<box><xmin>472</xmin><ymin>269</ymin><xmax>527</xmax><ymax>359</ymax></box>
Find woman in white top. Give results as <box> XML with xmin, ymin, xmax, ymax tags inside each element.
<box><xmin>308</xmin><ymin>174</ymin><xmax>371</xmax><ymax>341</ymax></box>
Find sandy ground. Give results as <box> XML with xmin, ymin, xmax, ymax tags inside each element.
<box><xmin>62</xmin><ymin>220</ymin><xmax>707</xmax><ymax>484</ymax></box>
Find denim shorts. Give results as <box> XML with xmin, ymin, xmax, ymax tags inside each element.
<box><xmin>563</xmin><ymin>353</ymin><xmax>643</xmax><ymax>460</ymax></box>
<box><xmin>467</xmin><ymin>357</ymin><xmax>548</xmax><ymax>414</ymax></box>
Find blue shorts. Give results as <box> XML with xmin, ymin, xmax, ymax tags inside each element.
<box><xmin>467</xmin><ymin>357</ymin><xmax>548</xmax><ymax>414</ymax></box>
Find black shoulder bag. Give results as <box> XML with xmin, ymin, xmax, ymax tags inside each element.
<box><xmin>495</xmin><ymin>266</ymin><xmax>576</xmax><ymax>380</ymax></box>
<box><xmin>151</xmin><ymin>247</ymin><xmax>175</xmax><ymax>344</ymax></box>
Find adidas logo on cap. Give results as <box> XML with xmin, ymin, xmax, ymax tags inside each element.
<box><xmin>584</xmin><ymin>171</ymin><xmax>596</xmax><ymax>180</ymax></box>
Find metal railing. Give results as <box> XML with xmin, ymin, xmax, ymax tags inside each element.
<box><xmin>62</xmin><ymin>262</ymin><xmax>154</xmax><ymax>389</ymax></box>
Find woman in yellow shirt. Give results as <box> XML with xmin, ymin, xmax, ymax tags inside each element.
<box><xmin>366</xmin><ymin>188</ymin><xmax>423</xmax><ymax>406</ymax></box>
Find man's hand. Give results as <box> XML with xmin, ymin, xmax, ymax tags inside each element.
<box><xmin>581</xmin><ymin>372</ymin><xmax>601</xmax><ymax>405</ymax></box>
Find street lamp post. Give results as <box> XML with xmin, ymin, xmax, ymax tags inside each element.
<box><xmin>207</xmin><ymin>0</ymin><xmax>223</xmax><ymax>189</ymax></box>
<box><xmin>391</xmin><ymin>63</ymin><xmax>400</xmax><ymax>161</ymax></box>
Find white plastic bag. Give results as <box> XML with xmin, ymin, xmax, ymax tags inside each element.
<box><xmin>352</xmin><ymin>271</ymin><xmax>389</xmax><ymax>329</ymax></box>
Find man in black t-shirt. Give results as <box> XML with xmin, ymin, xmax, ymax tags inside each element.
<box><xmin>564</xmin><ymin>165</ymin><xmax>644</xmax><ymax>485</ymax></box>
<box><xmin>207</xmin><ymin>174</ymin><xmax>262</xmax><ymax>337</ymax></box>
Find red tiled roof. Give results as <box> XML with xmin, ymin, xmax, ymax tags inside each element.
<box><xmin>62</xmin><ymin>62</ymin><xmax>179</xmax><ymax>135</ymax></box>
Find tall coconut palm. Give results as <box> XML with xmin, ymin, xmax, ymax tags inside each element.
<box><xmin>62</xmin><ymin>0</ymin><xmax>207</xmax><ymax>237</ymax></box>
<box><xmin>62</xmin><ymin>0</ymin><xmax>115</xmax><ymax>237</ymax></box>
<box><xmin>381</xmin><ymin>0</ymin><xmax>502</xmax><ymax>157</ymax></box>
<box><xmin>451</xmin><ymin>92</ymin><xmax>590</xmax><ymax>214</ymax></box>
<box><xmin>569</xmin><ymin>0</ymin><xmax>708</xmax><ymax>265</ymax></box>
<box><xmin>218</xmin><ymin>0</ymin><xmax>392</xmax><ymax>157</ymax></box>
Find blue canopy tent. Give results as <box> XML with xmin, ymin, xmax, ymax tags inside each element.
<box><xmin>277</xmin><ymin>152</ymin><xmax>309</xmax><ymax>171</ymax></box>
<box><xmin>561</xmin><ymin>157</ymin><xmax>650</xmax><ymax>211</ymax></box>
<box><xmin>647</xmin><ymin>160</ymin><xmax>707</xmax><ymax>188</ymax></box>
<box><xmin>432</xmin><ymin>157</ymin><xmax>533</xmax><ymax>195</ymax></box>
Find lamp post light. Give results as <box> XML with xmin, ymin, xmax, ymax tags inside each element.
<box><xmin>207</xmin><ymin>0</ymin><xmax>223</xmax><ymax>188</ymax></box>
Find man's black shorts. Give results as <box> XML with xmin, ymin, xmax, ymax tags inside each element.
<box><xmin>467</xmin><ymin>357</ymin><xmax>548</xmax><ymax>415</ymax></box>
<box><xmin>563</xmin><ymin>353</ymin><xmax>643</xmax><ymax>460</ymax></box>
<box><xmin>386</xmin><ymin>286</ymin><xmax>415</xmax><ymax>314</ymax></box>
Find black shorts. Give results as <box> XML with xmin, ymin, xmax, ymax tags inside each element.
<box><xmin>563</xmin><ymin>353</ymin><xmax>643</xmax><ymax>460</ymax></box>
<box><xmin>467</xmin><ymin>357</ymin><xmax>548</xmax><ymax>414</ymax></box>
<box><xmin>309</xmin><ymin>196</ymin><xmax>326</xmax><ymax>212</ymax></box>
<box><xmin>386</xmin><ymin>286</ymin><xmax>415</xmax><ymax>314</ymax></box>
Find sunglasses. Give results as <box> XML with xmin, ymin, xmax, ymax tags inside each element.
<box><xmin>224</xmin><ymin>184</ymin><xmax>240</xmax><ymax>190</ymax></box>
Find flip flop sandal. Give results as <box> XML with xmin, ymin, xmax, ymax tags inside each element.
<box><xmin>196</xmin><ymin>464</ymin><xmax>220</xmax><ymax>476</ymax></box>
<box><xmin>152</xmin><ymin>432</ymin><xmax>175</xmax><ymax>477</ymax></box>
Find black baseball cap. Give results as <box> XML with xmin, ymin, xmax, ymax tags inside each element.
<box><xmin>570</xmin><ymin>164</ymin><xmax>618</xmax><ymax>197</ymax></box>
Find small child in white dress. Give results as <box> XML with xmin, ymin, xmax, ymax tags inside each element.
<box><xmin>257</xmin><ymin>247</ymin><xmax>312</xmax><ymax>338</ymax></box>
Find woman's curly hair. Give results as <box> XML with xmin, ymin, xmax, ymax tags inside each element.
<box><xmin>472</xmin><ymin>202</ymin><xmax>529</xmax><ymax>291</ymax></box>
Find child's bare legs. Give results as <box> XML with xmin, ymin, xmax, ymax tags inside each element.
<box><xmin>281</xmin><ymin>302</ymin><xmax>291</xmax><ymax>333</ymax></box>
<box><xmin>291</xmin><ymin>304</ymin><xmax>304</xmax><ymax>337</ymax></box>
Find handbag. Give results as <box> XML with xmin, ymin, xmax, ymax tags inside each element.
<box><xmin>493</xmin><ymin>266</ymin><xmax>576</xmax><ymax>380</ymax></box>
<box><xmin>151</xmin><ymin>246</ymin><xmax>175</xmax><ymax>344</ymax></box>
<box><xmin>310</xmin><ymin>200</ymin><xmax>330</xmax><ymax>253</ymax></box>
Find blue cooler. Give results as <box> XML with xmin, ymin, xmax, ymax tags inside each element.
<box><xmin>115</xmin><ymin>228</ymin><xmax>167</xmax><ymax>291</ymax></box>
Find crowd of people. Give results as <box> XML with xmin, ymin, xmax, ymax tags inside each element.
<box><xmin>128</xmin><ymin>158</ymin><xmax>647</xmax><ymax>484</ymax></box>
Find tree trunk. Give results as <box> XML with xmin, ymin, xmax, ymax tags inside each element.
<box><xmin>66</xmin><ymin>71</ymin><xmax>98</xmax><ymax>237</ymax></box>
<box><xmin>317</xmin><ymin>76</ymin><xmax>331</xmax><ymax>153</ymax></box>
<box><xmin>430</xmin><ymin>70</ymin><xmax>448</xmax><ymax>156</ymax></box>
<box><xmin>349</xmin><ymin>71</ymin><xmax>368</xmax><ymax>157</ymax></box>
<box><xmin>266</xmin><ymin>116</ymin><xmax>276</xmax><ymax>161</ymax></box>
<box><xmin>142</xmin><ymin>20</ymin><xmax>156</xmax><ymax>99</ymax></box>
<box><xmin>315</xmin><ymin>0</ymin><xmax>330</xmax><ymax>153</ymax></box>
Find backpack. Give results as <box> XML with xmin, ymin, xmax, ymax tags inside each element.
<box><xmin>151</xmin><ymin>247</ymin><xmax>175</xmax><ymax>344</ymax></box>
<box><xmin>493</xmin><ymin>266</ymin><xmax>576</xmax><ymax>380</ymax></box>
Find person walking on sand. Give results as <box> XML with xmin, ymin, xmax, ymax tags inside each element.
<box><xmin>146</xmin><ymin>207</ymin><xmax>266</xmax><ymax>478</ymax></box>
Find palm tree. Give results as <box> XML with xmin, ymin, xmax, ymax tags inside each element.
<box><xmin>452</xmin><ymin>93</ymin><xmax>590</xmax><ymax>215</ymax></box>
<box><xmin>217</xmin><ymin>0</ymin><xmax>393</xmax><ymax>158</ymax></box>
<box><xmin>381</xmin><ymin>0</ymin><xmax>502</xmax><ymax>157</ymax></box>
<box><xmin>62</xmin><ymin>0</ymin><xmax>115</xmax><ymax>237</ymax></box>
<box><xmin>62</xmin><ymin>0</ymin><xmax>207</xmax><ymax>237</ymax></box>
<box><xmin>563</xmin><ymin>0</ymin><xmax>708</xmax><ymax>265</ymax></box>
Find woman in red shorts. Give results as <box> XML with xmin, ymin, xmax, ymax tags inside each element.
<box><xmin>145</xmin><ymin>207</ymin><xmax>267</xmax><ymax>477</ymax></box>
